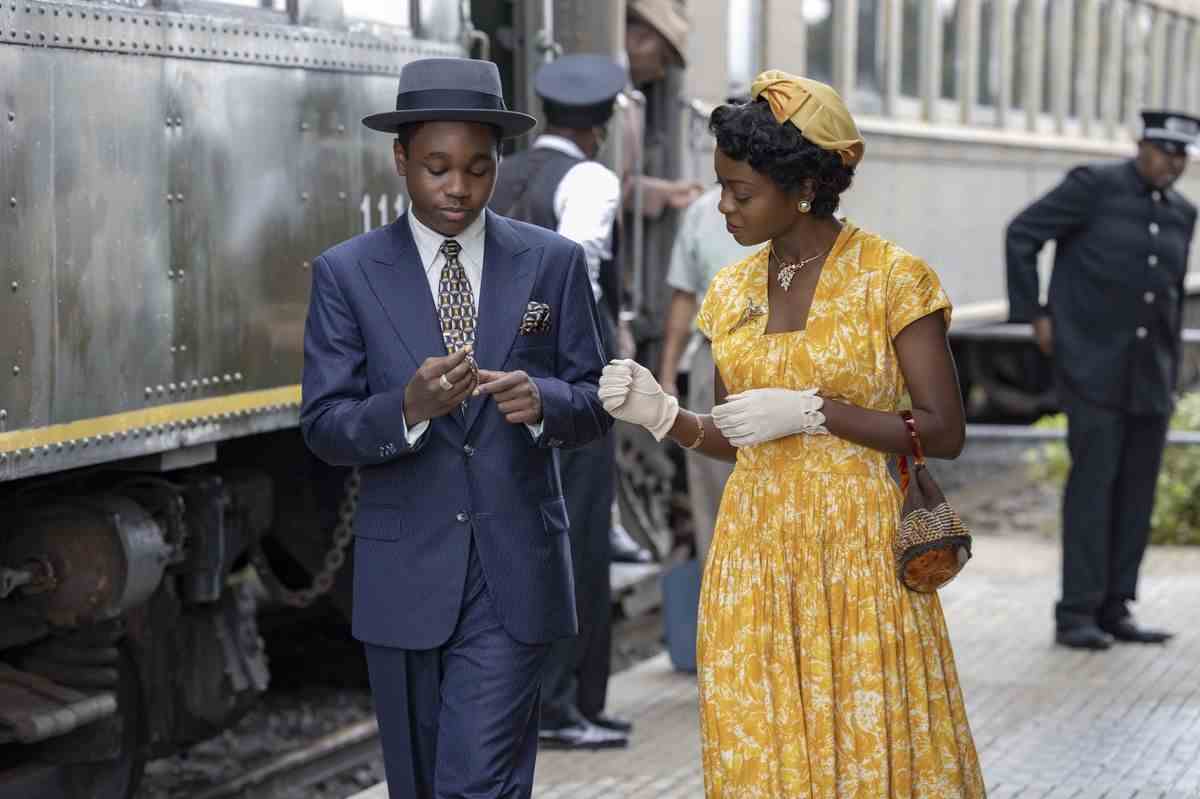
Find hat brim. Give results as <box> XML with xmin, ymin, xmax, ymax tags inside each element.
<box><xmin>362</xmin><ymin>108</ymin><xmax>537</xmax><ymax>138</ymax></box>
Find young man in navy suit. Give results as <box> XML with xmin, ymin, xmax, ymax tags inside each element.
<box><xmin>300</xmin><ymin>58</ymin><xmax>611</xmax><ymax>799</ymax></box>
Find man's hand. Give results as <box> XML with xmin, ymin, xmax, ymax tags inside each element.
<box><xmin>476</xmin><ymin>370</ymin><xmax>542</xmax><ymax>425</ymax></box>
<box><xmin>1033</xmin><ymin>316</ymin><xmax>1054</xmax><ymax>357</ymax></box>
<box><xmin>403</xmin><ymin>348</ymin><xmax>478</xmax><ymax>426</ymax></box>
<box><xmin>667</xmin><ymin>180</ymin><xmax>705</xmax><ymax>210</ymax></box>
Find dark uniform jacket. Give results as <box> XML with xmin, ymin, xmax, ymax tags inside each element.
<box><xmin>491</xmin><ymin>147</ymin><xmax>622</xmax><ymax>328</ymax></box>
<box><xmin>1006</xmin><ymin>160</ymin><xmax>1197</xmax><ymax>415</ymax></box>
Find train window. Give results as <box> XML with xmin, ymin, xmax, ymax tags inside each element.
<box><xmin>899</xmin><ymin>0</ymin><xmax>921</xmax><ymax>98</ymax></box>
<box><xmin>415</xmin><ymin>0</ymin><xmax>460</xmax><ymax>42</ymax></box>
<box><xmin>1068</xmin><ymin>0</ymin><xmax>1085</xmax><ymax>118</ymax></box>
<box><xmin>1163</xmin><ymin>14</ymin><xmax>1181</xmax><ymax>109</ymax></box>
<box><xmin>977</xmin><ymin>0</ymin><xmax>999</xmax><ymax>109</ymax></box>
<box><xmin>855</xmin><ymin>0</ymin><xmax>883</xmax><ymax>114</ymax></box>
<box><xmin>1012</xmin><ymin>0</ymin><xmax>1047</xmax><ymax>115</ymax></box>
<box><xmin>1123</xmin><ymin>3</ymin><xmax>1152</xmax><ymax>127</ymax></box>
<box><xmin>193</xmin><ymin>0</ymin><xmax>285</xmax><ymax>9</ymax></box>
<box><xmin>728</xmin><ymin>0</ymin><xmax>763</xmax><ymax>96</ymax></box>
<box><xmin>803</xmin><ymin>0</ymin><xmax>834</xmax><ymax>87</ymax></box>
<box><xmin>940</xmin><ymin>0</ymin><xmax>958</xmax><ymax>101</ymax></box>
<box><xmin>1093</xmin><ymin>0</ymin><xmax>1118</xmax><ymax>122</ymax></box>
<box><xmin>1039</xmin><ymin>0</ymin><xmax>1054</xmax><ymax>114</ymax></box>
<box><xmin>344</xmin><ymin>0</ymin><xmax>410</xmax><ymax>27</ymax></box>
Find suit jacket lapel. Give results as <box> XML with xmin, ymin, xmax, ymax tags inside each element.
<box><xmin>358</xmin><ymin>214</ymin><xmax>447</xmax><ymax>373</ymax></box>
<box><xmin>466</xmin><ymin>210</ymin><xmax>540</xmax><ymax>432</ymax></box>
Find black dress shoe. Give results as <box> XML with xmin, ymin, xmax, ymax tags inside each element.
<box><xmin>1098</xmin><ymin>616</ymin><xmax>1174</xmax><ymax>644</ymax></box>
<box><xmin>539</xmin><ymin>720</ymin><xmax>628</xmax><ymax>750</ymax></box>
<box><xmin>610</xmin><ymin>524</ymin><xmax>654</xmax><ymax>564</ymax></box>
<box><xmin>586</xmin><ymin>713</ymin><xmax>633</xmax><ymax>733</ymax></box>
<box><xmin>1055</xmin><ymin>623</ymin><xmax>1114</xmax><ymax>650</ymax></box>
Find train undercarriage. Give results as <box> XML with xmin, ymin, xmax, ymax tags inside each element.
<box><xmin>0</xmin><ymin>431</ymin><xmax>356</xmax><ymax>799</ymax></box>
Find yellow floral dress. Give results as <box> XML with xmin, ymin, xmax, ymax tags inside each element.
<box><xmin>695</xmin><ymin>221</ymin><xmax>985</xmax><ymax>798</ymax></box>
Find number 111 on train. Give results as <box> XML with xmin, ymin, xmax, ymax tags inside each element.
<box><xmin>361</xmin><ymin>194</ymin><xmax>408</xmax><ymax>231</ymax></box>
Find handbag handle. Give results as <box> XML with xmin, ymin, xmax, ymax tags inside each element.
<box><xmin>898</xmin><ymin>410</ymin><xmax>926</xmax><ymax>493</ymax></box>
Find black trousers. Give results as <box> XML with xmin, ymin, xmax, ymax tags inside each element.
<box><xmin>540</xmin><ymin>303</ymin><xmax>617</xmax><ymax>729</ymax></box>
<box><xmin>1057</xmin><ymin>387</ymin><xmax>1169</xmax><ymax>628</ymax></box>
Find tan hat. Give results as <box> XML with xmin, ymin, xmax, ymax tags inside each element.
<box><xmin>629</xmin><ymin>0</ymin><xmax>689</xmax><ymax>67</ymax></box>
<box><xmin>751</xmin><ymin>70</ymin><xmax>865</xmax><ymax>167</ymax></box>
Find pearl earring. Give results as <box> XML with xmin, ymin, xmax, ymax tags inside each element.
<box><xmin>798</xmin><ymin>200</ymin><xmax>812</xmax><ymax>214</ymax></box>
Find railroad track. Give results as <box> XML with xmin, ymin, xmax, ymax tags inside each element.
<box><xmin>189</xmin><ymin>719</ymin><xmax>381</xmax><ymax>799</ymax></box>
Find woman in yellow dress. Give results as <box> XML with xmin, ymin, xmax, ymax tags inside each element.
<box><xmin>599</xmin><ymin>71</ymin><xmax>986</xmax><ymax>797</ymax></box>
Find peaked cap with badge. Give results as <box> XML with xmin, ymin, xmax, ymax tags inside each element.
<box><xmin>1140</xmin><ymin>109</ymin><xmax>1200</xmax><ymax>155</ymax></box>
<box><xmin>362</xmin><ymin>57</ymin><xmax>537</xmax><ymax>138</ymax></box>
<box><xmin>536</xmin><ymin>54</ymin><xmax>627</xmax><ymax>130</ymax></box>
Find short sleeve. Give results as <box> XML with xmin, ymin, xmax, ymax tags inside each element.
<box><xmin>696</xmin><ymin>275</ymin><xmax>722</xmax><ymax>340</ymax></box>
<box><xmin>665</xmin><ymin>201</ymin><xmax>702</xmax><ymax>293</ymax></box>
<box><xmin>886</xmin><ymin>256</ymin><xmax>952</xmax><ymax>339</ymax></box>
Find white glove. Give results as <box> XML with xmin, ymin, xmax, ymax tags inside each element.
<box><xmin>598</xmin><ymin>359</ymin><xmax>680</xmax><ymax>441</ymax></box>
<box><xmin>712</xmin><ymin>387</ymin><xmax>826</xmax><ymax>448</ymax></box>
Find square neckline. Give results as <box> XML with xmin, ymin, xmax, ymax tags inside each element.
<box><xmin>758</xmin><ymin>221</ymin><xmax>858</xmax><ymax>338</ymax></box>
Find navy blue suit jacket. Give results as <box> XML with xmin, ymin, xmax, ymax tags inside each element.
<box><xmin>300</xmin><ymin>210</ymin><xmax>611</xmax><ymax>649</ymax></box>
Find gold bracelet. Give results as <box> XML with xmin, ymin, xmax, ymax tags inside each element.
<box><xmin>683</xmin><ymin>415</ymin><xmax>706</xmax><ymax>450</ymax></box>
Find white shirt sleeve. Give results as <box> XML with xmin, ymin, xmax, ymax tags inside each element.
<box><xmin>401</xmin><ymin>412</ymin><xmax>430</xmax><ymax>445</ymax></box>
<box><xmin>554</xmin><ymin>161</ymin><xmax>621</xmax><ymax>300</ymax></box>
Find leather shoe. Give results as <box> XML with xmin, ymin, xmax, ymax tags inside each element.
<box><xmin>1055</xmin><ymin>623</ymin><xmax>1113</xmax><ymax>650</ymax></box>
<box><xmin>1098</xmin><ymin>616</ymin><xmax>1174</xmax><ymax>644</ymax></box>
<box><xmin>610</xmin><ymin>524</ymin><xmax>654</xmax><ymax>564</ymax></box>
<box><xmin>539</xmin><ymin>720</ymin><xmax>628</xmax><ymax>750</ymax></box>
<box><xmin>586</xmin><ymin>713</ymin><xmax>633</xmax><ymax>733</ymax></box>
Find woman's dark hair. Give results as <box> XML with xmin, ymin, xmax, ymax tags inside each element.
<box><xmin>709</xmin><ymin>99</ymin><xmax>854</xmax><ymax>217</ymax></box>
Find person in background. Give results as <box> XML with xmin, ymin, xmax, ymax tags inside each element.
<box><xmin>1006</xmin><ymin>110</ymin><xmax>1198</xmax><ymax>651</ymax></box>
<box><xmin>490</xmin><ymin>53</ymin><xmax>631</xmax><ymax>750</ymax></box>
<box><xmin>659</xmin><ymin>96</ymin><xmax>757</xmax><ymax>562</ymax></box>
<box><xmin>622</xmin><ymin>0</ymin><xmax>705</xmax><ymax>218</ymax></box>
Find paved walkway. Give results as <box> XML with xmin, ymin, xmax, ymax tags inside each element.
<box><xmin>350</xmin><ymin>530</ymin><xmax>1200</xmax><ymax>799</ymax></box>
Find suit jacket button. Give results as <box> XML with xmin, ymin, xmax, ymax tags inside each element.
<box><xmin>463</xmin><ymin>444</ymin><xmax>475</xmax><ymax>456</ymax></box>
<box><xmin>456</xmin><ymin>512</ymin><xmax>469</xmax><ymax>523</ymax></box>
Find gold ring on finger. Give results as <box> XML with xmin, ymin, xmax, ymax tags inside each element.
<box><xmin>439</xmin><ymin>374</ymin><xmax>453</xmax><ymax>391</ymax></box>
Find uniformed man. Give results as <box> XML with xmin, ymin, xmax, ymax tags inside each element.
<box><xmin>1006</xmin><ymin>109</ymin><xmax>1199</xmax><ymax>650</ymax></box>
<box><xmin>490</xmin><ymin>53</ymin><xmax>630</xmax><ymax>749</ymax></box>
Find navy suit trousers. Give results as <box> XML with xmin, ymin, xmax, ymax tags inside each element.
<box><xmin>365</xmin><ymin>538</ymin><xmax>551</xmax><ymax>799</ymax></box>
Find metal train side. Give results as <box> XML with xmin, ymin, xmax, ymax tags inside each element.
<box><xmin>0</xmin><ymin>4</ymin><xmax>459</xmax><ymax>796</ymax></box>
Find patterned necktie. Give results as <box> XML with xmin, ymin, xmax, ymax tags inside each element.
<box><xmin>436</xmin><ymin>239</ymin><xmax>476</xmax><ymax>354</ymax></box>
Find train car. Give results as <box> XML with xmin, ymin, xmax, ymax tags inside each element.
<box><xmin>669</xmin><ymin>0</ymin><xmax>1200</xmax><ymax>422</ymax></box>
<box><xmin>0</xmin><ymin>0</ymin><xmax>477</xmax><ymax>795</ymax></box>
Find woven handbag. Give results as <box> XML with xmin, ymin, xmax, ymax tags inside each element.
<box><xmin>894</xmin><ymin>410</ymin><xmax>972</xmax><ymax>593</ymax></box>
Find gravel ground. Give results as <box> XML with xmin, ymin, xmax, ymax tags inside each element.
<box><xmin>136</xmin><ymin>440</ymin><xmax>1061</xmax><ymax>799</ymax></box>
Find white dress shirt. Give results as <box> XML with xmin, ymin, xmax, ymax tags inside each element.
<box><xmin>401</xmin><ymin>210</ymin><xmax>542</xmax><ymax>442</ymax></box>
<box><xmin>533</xmin><ymin>134</ymin><xmax>621</xmax><ymax>302</ymax></box>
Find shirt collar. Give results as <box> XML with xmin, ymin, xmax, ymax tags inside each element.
<box><xmin>407</xmin><ymin>208</ymin><xmax>487</xmax><ymax>271</ymax></box>
<box><xmin>534</xmin><ymin>134</ymin><xmax>588</xmax><ymax>161</ymax></box>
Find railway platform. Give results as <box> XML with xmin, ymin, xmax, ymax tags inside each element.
<box><xmin>349</xmin><ymin>527</ymin><xmax>1200</xmax><ymax>799</ymax></box>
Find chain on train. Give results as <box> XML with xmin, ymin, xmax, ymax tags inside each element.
<box><xmin>252</xmin><ymin>468</ymin><xmax>360</xmax><ymax>609</ymax></box>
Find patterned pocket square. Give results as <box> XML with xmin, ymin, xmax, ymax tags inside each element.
<box><xmin>519</xmin><ymin>301</ymin><xmax>553</xmax><ymax>335</ymax></box>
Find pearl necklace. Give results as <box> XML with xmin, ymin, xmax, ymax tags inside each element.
<box><xmin>772</xmin><ymin>244</ymin><xmax>830</xmax><ymax>291</ymax></box>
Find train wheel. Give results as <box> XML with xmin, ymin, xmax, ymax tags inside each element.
<box><xmin>57</xmin><ymin>647</ymin><xmax>146</xmax><ymax>799</ymax></box>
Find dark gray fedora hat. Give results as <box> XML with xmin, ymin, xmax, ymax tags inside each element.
<box><xmin>363</xmin><ymin>58</ymin><xmax>536</xmax><ymax>138</ymax></box>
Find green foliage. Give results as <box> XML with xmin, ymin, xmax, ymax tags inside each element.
<box><xmin>1025</xmin><ymin>394</ymin><xmax>1200</xmax><ymax>546</ymax></box>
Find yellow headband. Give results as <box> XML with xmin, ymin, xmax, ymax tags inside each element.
<box><xmin>750</xmin><ymin>70</ymin><xmax>865</xmax><ymax>167</ymax></box>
